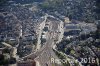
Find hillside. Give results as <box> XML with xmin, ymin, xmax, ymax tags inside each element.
<box><xmin>39</xmin><ymin>0</ymin><xmax>99</xmax><ymax>23</ymax></box>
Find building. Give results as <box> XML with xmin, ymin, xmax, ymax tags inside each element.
<box><xmin>41</xmin><ymin>35</ymin><xmax>46</xmax><ymax>39</ymax></box>
<box><xmin>64</xmin><ymin>17</ymin><xmax>71</xmax><ymax>23</ymax></box>
<box><xmin>24</xmin><ymin>35</ymin><xmax>35</xmax><ymax>41</ymax></box>
<box><xmin>64</xmin><ymin>24</ymin><xmax>81</xmax><ymax>36</ymax></box>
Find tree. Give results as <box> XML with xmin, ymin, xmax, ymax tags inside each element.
<box><xmin>9</xmin><ymin>57</ymin><xmax>16</xmax><ymax>64</ymax></box>
<box><xmin>0</xmin><ymin>0</ymin><xmax>7</xmax><ymax>5</ymax></box>
<box><xmin>3</xmin><ymin>48</ymin><xmax>11</xmax><ymax>54</ymax></box>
